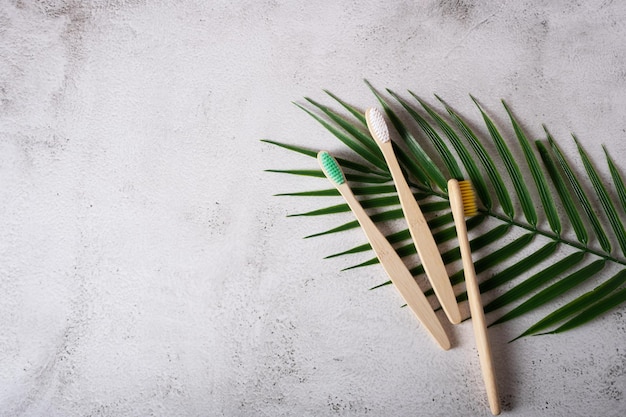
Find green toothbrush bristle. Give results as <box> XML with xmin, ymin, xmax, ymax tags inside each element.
<box><xmin>318</xmin><ymin>151</ymin><xmax>345</xmax><ymax>185</ymax></box>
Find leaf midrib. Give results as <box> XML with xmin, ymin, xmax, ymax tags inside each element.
<box><xmin>483</xmin><ymin>208</ymin><xmax>626</xmax><ymax>266</ymax></box>
<box><xmin>416</xmin><ymin>184</ymin><xmax>626</xmax><ymax>267</ymax></box>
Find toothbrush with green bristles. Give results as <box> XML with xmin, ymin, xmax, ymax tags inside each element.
<box><xmin>317</xmin><ymin>150</ymin><xmax>450</xmax><ymax>350</ymax></box>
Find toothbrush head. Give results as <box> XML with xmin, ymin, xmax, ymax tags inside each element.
<box><xmin>458</xmin><ymin>180</ymin><xmax>478</xmax><ymax>217</ymax></box>
<box><xmin>365</xmin><ymin>107</ymin><xmax>390</xmax><ymax>143</ymax></box>
<box><xmin>317</xmin><ymin>151</ymin><xmax>346</xmax><ymax>186</ymax></box>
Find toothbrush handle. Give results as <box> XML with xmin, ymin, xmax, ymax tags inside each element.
<box><xmin>379</xmin><ymin>141</ymin><xmax>462</xmax><ymax>324</ymax></box>
<box><xmin>338</xmin><ymin>183</ymin><xmax>450</xmax><ymax>350</ymax></box>
<box><xmin>449</xmin><ymin>180</ymin><xmax>500</xmax><ymax>415</ymax></box>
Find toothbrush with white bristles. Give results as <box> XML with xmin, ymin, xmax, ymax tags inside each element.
<box><xmin>365</xmin><ymin>108</ymin><xmax>462</xmax><ymax>325</ymax></box>
<box><xmin>317</xmin><ymin>151</ymin><xmax>450</xmax><ymax>350</ymax></box>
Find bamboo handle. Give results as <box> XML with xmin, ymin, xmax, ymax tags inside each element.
<box><xmin>378</xmin><ymin>140</ymin><xmax>462</xmax><ymax>324</ymax></box>
<box><xmin>338</xmin><ymin>183</ymin><xmax>450</xmax><ymax>350</ymax></box>
<box><xmin>449</xmin><ymin>179</ymin><xmax>500</xmax><ymax>415</ymax></box>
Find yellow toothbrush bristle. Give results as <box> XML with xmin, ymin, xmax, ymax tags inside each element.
<box><xmin>458</xmin><ymin>180</ymin><xmax>478</xmax><ymax>217</ymax></box>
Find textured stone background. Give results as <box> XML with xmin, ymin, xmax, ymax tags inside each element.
<box><xmin>1</xmin><ymin>0</ymin><xmax>625</xmax><ymax>416</ymax></box>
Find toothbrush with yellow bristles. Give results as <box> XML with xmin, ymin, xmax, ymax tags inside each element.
<box><xmin>317</xmin><ymin>151</ymin><xmax>450</xmax><ymax>350</ymax></box>
<box><xmin>365</xmin><ymin>107</ymin><xmax>462</xmax><ymax>325</ymax></box>
<box><xmin>448</xmin><ymin>178</ymin><xmax>500</xmax><ymax>415</ymax></box>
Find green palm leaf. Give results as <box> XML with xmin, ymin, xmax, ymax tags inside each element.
<box><xmin>473</xmin><ymin>97</ymin><xmax>537</xmax><ymax>226</ymax></box>
<box><xmin>264</xmin><ymin>83</ymin><xmax>626</xmax><ymax>338</ymax></box>
<box><xmin>604</xmin><ymin>146</ymin><xmax>626</xmax><ymax>214</ymax></box>
<box><xmin>347</xmin><ymin>213</ymin><xmax>478</xmax><ymax>272</ymax></box>
<box><xmin>489</xmin><ymin>259</ymin><xmax>606</xmax><ymax>327</ymax></box>
<box><xmin>536</xmin><ymin>139</ymin><xmax>588</xmax><ymax>244</ymax></box>
<box><xmin>324</xmin><ymin>90</ymin><xmax>366</xmax><ymax>125</ymax></box>
<box><xmin>425</xmin><ymin>231</ymin><xmax>531</xmax><ymax>296</ymax></box>
<box><xmin>545</xmin><ymin>286</ymin><xmax>626</xmax><ymax>334</ymax></box>
<box><xmin>483</xmin><ymin>251</ymin><xmax>585</xmax><ymax>314</ymax></box>
<box><xmin>305</xmin><ymin>97</ymin><xmax>381</xmax><ymax>157</ymax></box>
<box><xmin>575</xmin><ymin>136</ymin><xmax>626</xmax><ymax>257</ymax></box>
<box><xmin>287</xmin><ymin>196</ymin><xmax>400</xmax><ymax>217</ymax></box>
<box><xmin>289</xmin><ymin>199</ymin><xmax>449</xmax><ymax>218</ymax></box>
<box><xmin>503</xmin><ymin>101</ymin><xmax>560</xmax><ymax>234</ymax></box>
<box><xmin>303</xmin><ymin>208</ymin><xmax>406</xmax><ymax>239</ymax></box>
<box><xmin>294</xmin><ymin>103</ymin><xmax>388</xmax><ymax>172</ymax></box>
<box><xmin>274</xmin><ymin>184</ymin><xmax>399</xmax><ymax>197</ymax></box>
<box><xmin>455</xmin><ymin>241</ymin><xmax>559</xmax><ymax>303</ymax></box>
<box><xmin>512</xmin><ymin>269</ymin><xmax>626</xmax><ymax>340</ymax></box>
<box><xmin>548</xmin><ymin>133</ymin><xmax>612</xmax><ymax>252</ymax></box>
<box><xmin>412</xmin><ymin>93</ymin><xmax>492</xmax><ymax>209</ymax></box>
<box><xmin>328</xmin><ymin>229</ymin><xmax>411</xmax><ymax>260</ymax></box>
<box><xmin>437</xmin><ymin>96</ymin><xmax>514</xmax><ymax>217</ymax></box>
<box><xmin>389</xmin><ymin>90</ymin><xmax>464</xmax><ymax>180</ymax></box>
<box><xmin>260</xmin><ymin>139</ymin><xmax>386</xmax><ymax>175</ymax></box>
<box><xmin>327</xmin><ymin>215</ymin><xmax>486</xmax><ymax>260</ymax></box>
<box><xmin>446</xmin><ymin>233</ymin><xmax>535</xmax><ymax>288</ymax></box>
<box><xmin>265</xmin><ymin>169</ymin><xmax>390</xmax><ymax>184</ymax></box>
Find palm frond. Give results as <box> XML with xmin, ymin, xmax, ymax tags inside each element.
<box><xmin>512</xmin><ymin>269</ymin><xmax>626</xmax><ymax>340</ymax></box>
<box><xmin>548</xmin><ymin>133</ymin><xmax>612</xmax><ymax>252</ymax></box>
<box><xmin>305</xmin><ymin>97</ymin><xmax>381</xmax><ymax>157</ymax></box>
<box><xmin>265</xmin><ymin>169</ymin><xmax>389</xmax><ymax>184</ymax></box>
<box><xmin>545</xmin><ymin>286</ymin><xmax>626</xmax><ymax>334</ymax></box>
<box><xmin>472</xmin><ymin>96</ymin><xmax>537</xmax><ymax>226</ymax></box>
<box><xmin>604</xmin><ymin>146</ymin><xmax>626</xmax><ymax>214</ymax></box>
<box><xmin>263</xmin><ymin>83</ymin><xmax>626</xmax><ymax>338</ymax></box>
<box><xmin>488</xmin><ymin>260</ymin><xmax>606</xmax><ymax>327</ymax></box>
<box><xmin>437</xmin><ymin>95</ymin><xmax>514</xmax><ymax>217</ymax></box>
<box><xmin>389</xmin><ymin>90</ymin><xmax>464</xmax><ymax>180</ymax></box>
<box><xmin>274</xmin><ymin>184</ymin><xmax>399</xmax><ymax>197</ymax></box>
<box><xmin>294</xmin><ymin>102</ymin><xmax>388</xmax><ymax>172</ymax></box>
<box><xmin>413</xmin><ymin>93</ymin><xmax>492</xmax><ymax>209</ymax></box>
<box><xmin>456</xmin><ymin>241</ymin><xmax>559</xmax><ymax>303</ymax></box>
<box><xmin>483</xmin><ymin>251</ymin><xmax>586</xmax><ymax>314</ymax></box>
<box><xmin>536</xmin><ymin>139</ymin><xmax>588</xmax><ymax>244</ymax></box>
<box><xmin>575</xmin><ymin>136</ymin><xmax>626</xmax><ymax>257</ymax></box>
<box><xmin>503</xmin><ymin>102</ymin><xmax>560</xmax><ymax>234</ymax></box>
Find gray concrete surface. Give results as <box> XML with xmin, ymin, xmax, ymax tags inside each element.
<box><xmin>1</xmin><ymin>0</ymin><xmax>625</xmax><ymax>416</ymax></box>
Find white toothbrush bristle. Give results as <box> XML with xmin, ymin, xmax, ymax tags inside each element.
<box><xmin>366</xmin><ymin>108</ymin><xmax>390</xmax><ymax>143</ymax></box>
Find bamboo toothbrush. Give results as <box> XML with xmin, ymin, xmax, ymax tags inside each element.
<box><xmin>365</xmin><ymin>108</ymin><xmax>462</xmax><ymax>325</ymax></box>
<box><xmin>317</xmin><ymin>151</ymin><xmax>450</xmax><ymax>350</ymax></box>
<box><xmin>448</xmin><ymin>179</ymin><xmax>500</xmax><ymax>415</ymax></box>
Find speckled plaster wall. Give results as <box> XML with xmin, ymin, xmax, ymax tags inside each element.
<box><xmin>1</xmin><ymin>0</ymin><xmax>625</xmax><ymax>416</ymax></box>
